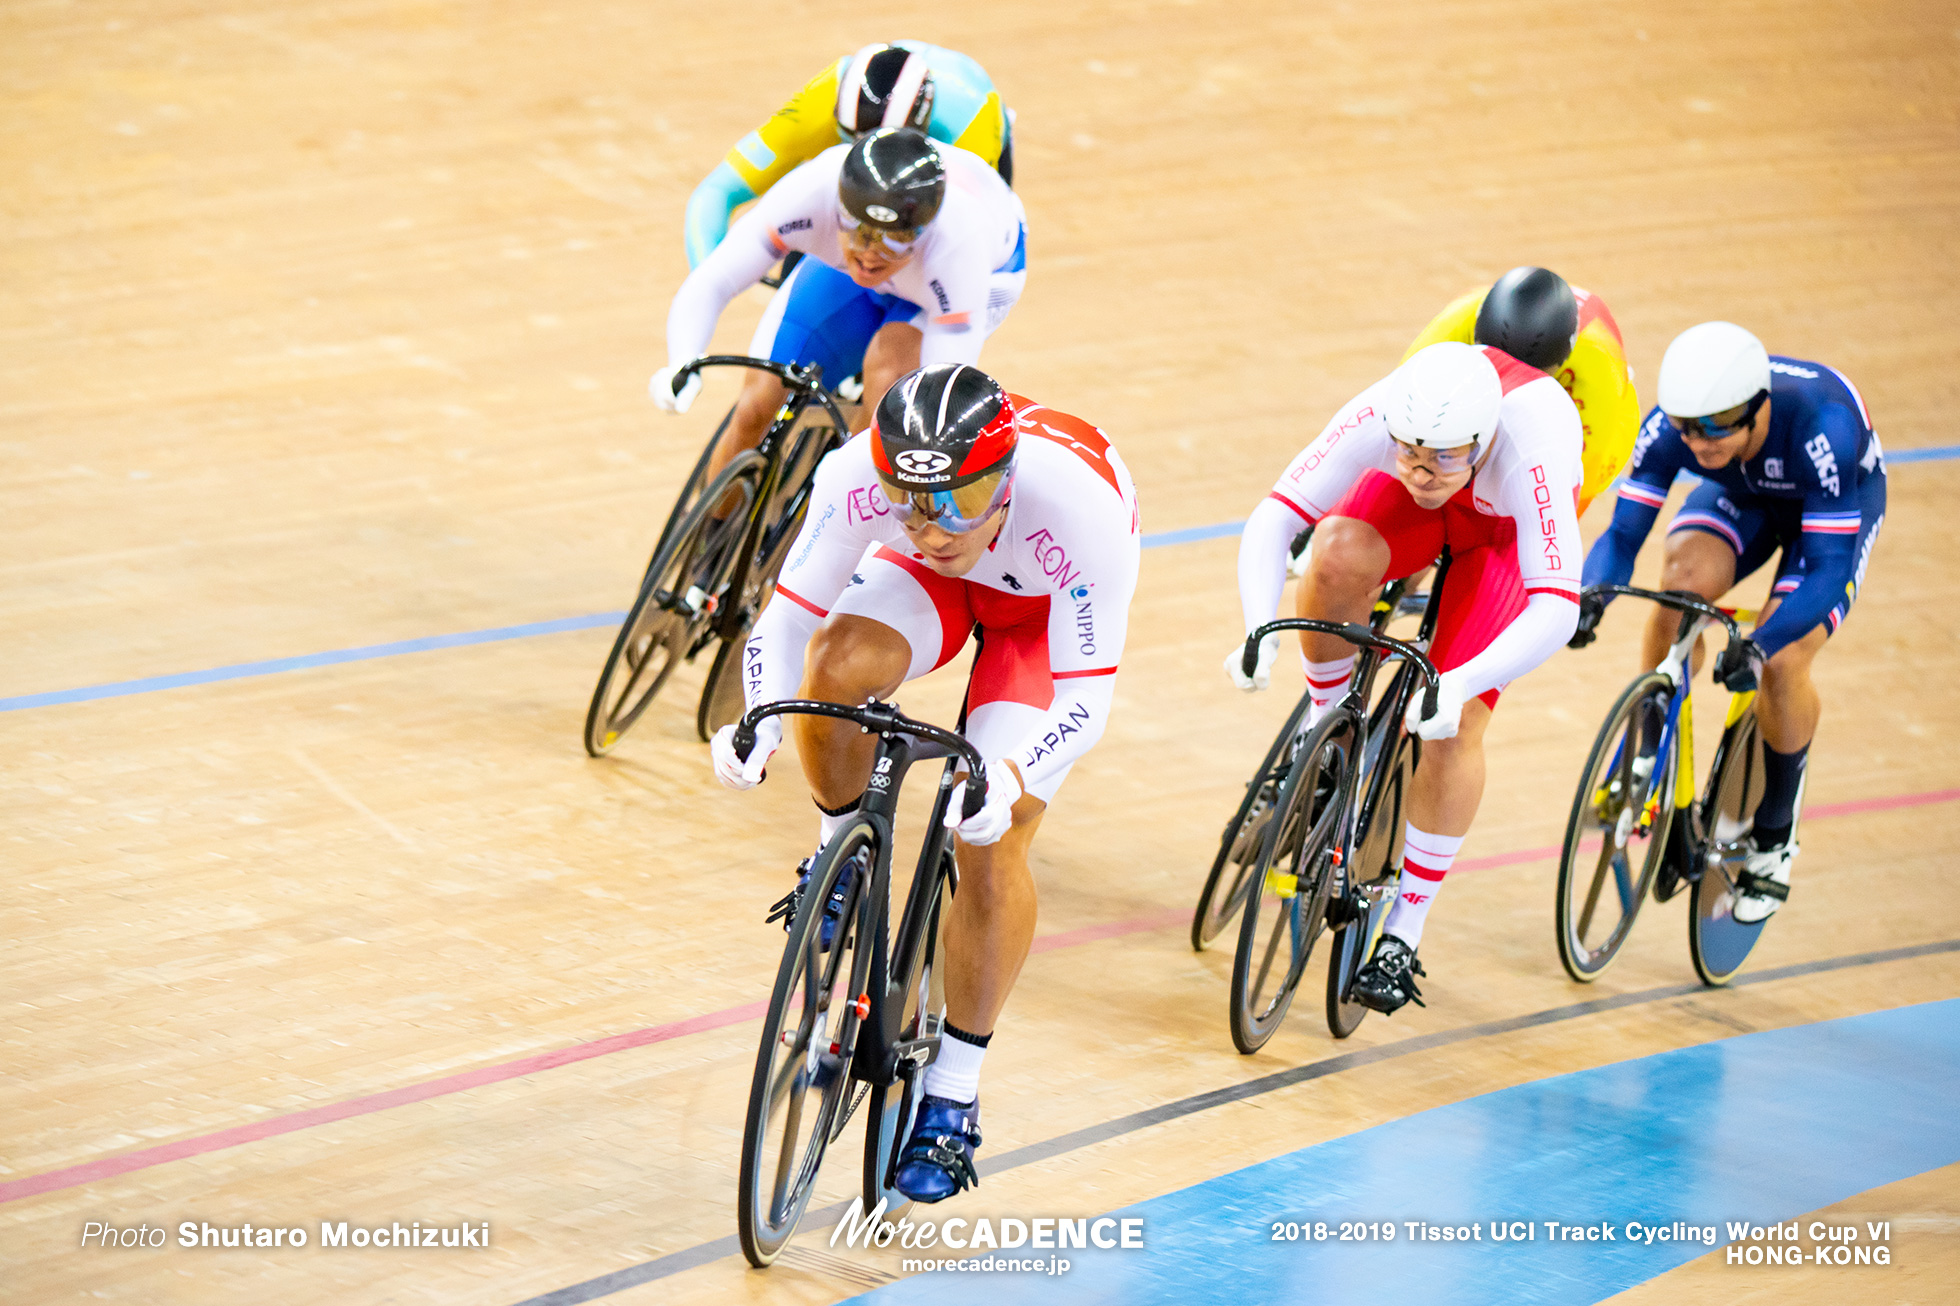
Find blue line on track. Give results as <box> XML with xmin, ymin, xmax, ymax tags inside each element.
<box><xmin>842</xmin><ymin>999</ymin><xmax>1960</xmax><ymax>1306</ymax></box>
<box><xmin>1886</xmin><ymin>442</ymin><xmax>1960</xmax><ymax>464</ymax></box>
<box><xmin>5</xmin><ymin>442</ymin><xmax>1953</xmax><ymax>713</ymax></box>
<box><xmin>0</xmin><ymin>613</ymin><xmax>625</xmax><ymax>712</ymax></box>
<box><xmin>1139</xmin><ymin>520</ymin><xmax>1247</xmax><ymax>548</ymax></box>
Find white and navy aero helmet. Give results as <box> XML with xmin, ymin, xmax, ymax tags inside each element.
<box><xmin>836</xmin><ymin>44</ymin><xmax>935</xmax><ymax>135</ymax></box>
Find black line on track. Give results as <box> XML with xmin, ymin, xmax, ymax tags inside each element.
<box><xmin>508</xmin><ymin>936</ymin><xmax>1960</xmax><ymax>1305</ymax></box>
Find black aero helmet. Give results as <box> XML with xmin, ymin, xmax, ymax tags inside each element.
<box><xmin>840</xmin><ymin>127</ymin><xmax>946</xmax><ymax>231</ymax></box>
<box><xmin>871</xmin><ymin>364</ymin><xmax>1017</xmax><ymax>532</ymax></box>
<box><xmin>835</xmin><ymin>43</ymin><xmax>935</xmax><ymax>135</ymax></box>
<box><xmin>1474</xmin><ymin>266</ymin><xmax>1579</xmax><ymax>372</ymax></box>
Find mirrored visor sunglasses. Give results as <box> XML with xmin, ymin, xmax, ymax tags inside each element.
<box><xmin>1666</xmin><ymin>390</ymin><xmax>1769</xmax><ymax>440</ymax></box>
<box><xmin>878</xmin><ymin>466</ymin><xmax>1010</xmax><ymax>534</ymax></box>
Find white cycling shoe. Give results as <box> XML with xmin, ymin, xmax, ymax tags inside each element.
<box><xmin>1732</xmin><ymin>840</ymin><xmax>1797</xmax><ymax>925</ymax></box>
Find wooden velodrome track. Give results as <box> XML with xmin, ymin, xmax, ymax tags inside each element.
<box><xmin>5</xmin><ymin>1</ymin><xmax>1958</xmax><ymax>1302</ymax></box>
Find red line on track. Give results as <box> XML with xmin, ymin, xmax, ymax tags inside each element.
<box><xmin>6</xmin><ymin>785</ymin><xmax>1955</xmax><ymax>1206</ymax></box>
<box><xmin>1029</xmin><ymin>908</ymin><xmax>1186</xmax><ymax>954</ymax></box>
<box><xmin>1807</xmin><ymin>787</ymin><xmax>1960</xmax><ymax>820</ymax></box>
<box><xmin>0</xmin><ymin>1001</ymin><xmax>766</xmax><ymax>1205</ymax></box>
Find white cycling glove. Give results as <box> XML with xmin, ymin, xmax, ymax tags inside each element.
<box><xmin>710</xmin><ymin>718</ymin><xmax>781</xmax><ymax>790</ymax></box>
<box><xmin>649</xmin><ymin>363</ymin><xmax>703</xmax><ymax>415</ymax></box>
<box><xmin>1224</xmin><ymin>634</ymin><xmax>1281</xmax><ymax>693</ymax></box>
<box><xmin>945</xmin><ymin>761</ymin><xmax>1022</xmax><ymax>847</ymax></box>
<box><xmin>1404</xmin><ymin>672</ymin><xmax>1470</xmax><ymax>741</ymax></box>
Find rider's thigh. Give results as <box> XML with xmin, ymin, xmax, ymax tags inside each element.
<box><xmin>1759</xmin><ymin>612</ymin><xmax>1828</xmax><ymax>682</ymax></box>
<box><xmin>1658</xmin><ymin>481</ymin><xmax>1764</xmax><ymax>597</ymax></box>
<box><xmin>804</xmin><ymin>615</ymin><xmax>912</xmax><ymax>704</ymax></box>
<box><xmin>1303</xmin><ymin>515</ymin><xmax>1392</xmax><ymax>603</ymax></box>
<box><xmin>1656</xmin><ymin>528</ymin><xmax>1739</xmax><ymax>599</ymax></box>
<box><xmin>827</xmin><ymin>546</ymin><xmax>979</xmax><ymax>683</ymax></box>
<box><xmin>951</xmin><ymin>788</ymin><xmax>1047</xmax><ymax>885</ymax></box>
<box><xmin>1321</xmin><ymin>470</ymin><xmax>1441</xmax><ymax>586</ymax></box>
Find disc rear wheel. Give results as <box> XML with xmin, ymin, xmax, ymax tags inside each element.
<box><xmin>1689</xmin><ymin>704</ymin><xmax>1782</xmax><ymax>986</ymax></box>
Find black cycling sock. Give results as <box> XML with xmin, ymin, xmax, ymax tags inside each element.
<box><xmin>814</xmin><ymin>795</ymin><xmax>862</xmax><ymax>818</ymax></box>
<box><xmin>1753</xmin><ymin>743</ymin><xmax>1809</xmax><ymax>846</ymax></box>
<box><xmin>1638</xmin><ymin>695</ymin><xmax>1666</xmax><ymax>754</ymax></box>
<box><xmin>942</xmin><ymin>1022</ymin><xmax>992</xmax><ymax>1048</ymax></box>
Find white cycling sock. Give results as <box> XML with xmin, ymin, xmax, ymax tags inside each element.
<box><xmin>1303</xmin><ymin>655</ymin><xmax>1357</xmax><ymax>728</ymax></box>
<box><xmin>1382</xmin><ymin>822</ymin><xmax>1464</xmax><ymax>949</ymax></box>
<box><xmin>814</xmin><ymin>798</ymin><xmax>860</xmax><ymax>850</ymax></box>
<box><xmin>922</xmin><ymin>1024</ymin><xmax>988</xmax><ymax>1104</ymax></box>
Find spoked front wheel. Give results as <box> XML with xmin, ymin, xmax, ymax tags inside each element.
<box><xmin>1556</xmin><ymin>673</ymin><xmax>1675</xmax><ymax>982</ymax></box>
<box><xmin>1193</xmin><ymin>695</ymin><xmax>1310</xmax><ymax>951</ymax></box>
<box><xmin>1229</xmin><ymin>710</ymin><xmax>1352</xmax><ymax>1054</ymax></box>
<box><xmin>737</xmin><ymin>825</ymin><xmax>875</xmax><ymax>1267</ymax></box>
<box><xmin>1689</xmin><ymin>701</ymin><xmax>1785</xmax><ymax>986</ymax></box>
<box><xmin>583</xmin><ymin>453</ymin><xmax>763</xmax><ymax>757</ymax></box>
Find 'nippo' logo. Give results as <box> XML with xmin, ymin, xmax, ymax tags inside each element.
<box><xmin>864</xmin><ymin>204</ymin><xmax>899</xmax><ymax>223</ymax></box>
<box><xmin>894</xmin><ymin>449</ymin><xmax>953</xmax><ymax>477</ymax></box>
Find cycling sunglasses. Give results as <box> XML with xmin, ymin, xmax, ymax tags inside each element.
<box><xmin>1391</xmin><ymin>437</ymin><xmax>1481</xmax><ymax>475</ymax></box>
<box><xmin>879</xmin><ymin>467</ymin><xmax>1011</xmax><ymax>534</ymax></box>
<box><xmin>1667</xmin><ymin>390</ymin><xmax>1769</xmax><ymax>441</ymax></box>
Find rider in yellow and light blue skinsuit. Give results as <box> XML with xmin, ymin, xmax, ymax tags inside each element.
<box><xmin>684</xmin><ymin>42</ymin><xmax>1010</xmax><ymax>268</ymax></box>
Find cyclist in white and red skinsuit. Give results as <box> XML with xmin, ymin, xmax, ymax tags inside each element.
<box><xmin>1228</xmin><ymin>341</ymin><xmax>1583</xmax><ymax>1012</ymax></box>
<box><xmin>710</xmin><ymin>363</ymin><xmax>1139</xmax><ymax>1204</ymax></box>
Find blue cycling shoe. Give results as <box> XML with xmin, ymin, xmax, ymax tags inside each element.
<box><xmin>764</xmin><ymin>849</ymin><xmax>864</xmax><ymax>950</ymax></box>
<box><xmin>894</xmin><ymin>1094</ymin><xmax>982</xmax><ymax>1203</ymax></box>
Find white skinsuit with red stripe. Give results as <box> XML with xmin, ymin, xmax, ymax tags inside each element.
<box><xmin>744</xmin><ymin>400</ymin><xmax>1140</xmax><ymax>802</ymax></box>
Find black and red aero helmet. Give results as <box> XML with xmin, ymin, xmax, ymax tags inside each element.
<box><xmin>872</xmin><ymin>364</ymin><xmax>1017</xmax><ymax>532</ymax></box>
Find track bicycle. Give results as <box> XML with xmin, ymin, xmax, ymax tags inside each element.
<box><xmin>582</xmin><ymin>357</ymin><xmax>848</xmax><ymax>756</ymax></box>
<box><xmin>1191</xmin><ymin>561</ymin><xmax>1428</xmax><ymax>952</ymax></box>
<box><xmin>728</xmin><ymin>697</ymin><xmax>985</xmax><ymax>1268</ymax></box>
<box><xmin>1555</xmin><ymin>584</ymin><xmax>1791</xmax><ymax>986</ymax></box>
<box><xmin>1223</xmin><ymin>556</ymin><xmax>1449</xmax><ymax>1054</ymax></box>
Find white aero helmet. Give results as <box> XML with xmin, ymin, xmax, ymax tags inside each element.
<box><xmin>1386</xmin><ymin>342</ymin><xmax>1503</xmax><ymax>448</ymax></box>
<box><xmin>1657</xmin><ymin>321</ymin><xmax>1770</xmax><ymax>419</ymax></box>
<box><xmin>836</xmin><ymin>44</ymin><xmax>935</xmax><ymax>135</ymax></box>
